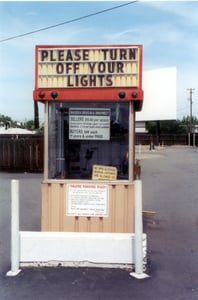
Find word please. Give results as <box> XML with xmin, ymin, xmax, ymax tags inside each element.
<box><xmin>40</xmin><ymin>48</ymin><xmax>137</xmax><ymax>62</ymax></box>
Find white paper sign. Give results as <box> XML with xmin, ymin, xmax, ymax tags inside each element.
<box><xmin>69</xmin><ymin>108</ymin><xmax>110</xmax><ymax>140</ymax></box>
<box><xmin>66</xmin><ymin>184</ymin><xmax>109</xmax><ymax>217</ymax></box>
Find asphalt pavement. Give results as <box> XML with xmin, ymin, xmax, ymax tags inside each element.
<box><xmin>0</xmin><ymin>146</ymin><xmax>198</xmax><ymax>300</ymax></box>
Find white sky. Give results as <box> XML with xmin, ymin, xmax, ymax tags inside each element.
<box><xmin>0</xmin><ymin>1</ymin><xmax>198</xmax><ymax>122</ymax></box>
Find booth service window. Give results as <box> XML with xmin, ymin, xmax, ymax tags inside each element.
<box><xmin>48</xmin><ymin>102</ymin><xmax>129</xmax><ymax>180</ymax></box>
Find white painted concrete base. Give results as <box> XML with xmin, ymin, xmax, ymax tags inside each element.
<box><xmin>20</xmin><ymin>232</ymin><xmax>147</xmax><ymax>268</ymax></box>
<box><xmin>6</xmin><ymin>269</ymin><xmax>21</xmax><ymax>277</ymax></box>
<box><xmin>130</xmin><ymin>272</ymin><xmax>150</xmax><ymax>279</ymax></box>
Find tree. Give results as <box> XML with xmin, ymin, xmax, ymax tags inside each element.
<box><xmin>0</xmin><ymin>114</ymin><xmax>12</xmax><ymax>123</ymax></box>
<box><xmin>181</xmin><ymin>116</ymin><xmax>198</xmax><ymax>125</ymax></box>
<box><xmin>146</xmin><ymin>120</ymin><xmax>183</xmax><ymax>134</ymax></box>
<box><xmin>146</xmin><ymin>117</ymin><xmax>198</xmax><ymax>135</ymax></box>
<box><xmin>0</xmin><ymin>114</ymin><xmax>12</xmax><ymax>129</ymax></box>
<box><xmin>24</xmin><ymin>120</ymin><xmax>35</xmax><ymax>130</ymax></box>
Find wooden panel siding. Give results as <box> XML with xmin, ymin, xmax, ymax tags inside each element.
<box><xmin>41</xmin><ymin>181</ymin><xmax>134</xmax><ymax>233</ymax></box>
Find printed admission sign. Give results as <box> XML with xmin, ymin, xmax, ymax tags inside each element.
<box><xmin>69</xmin><ymin>108</ymin><xmax>110</xmax><ymax>140</ymax></box>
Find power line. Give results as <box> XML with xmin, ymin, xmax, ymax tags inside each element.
<box><xmin>0</xmin><ymin>1</ymin><xmax>137</xmax><ymax>43</ymax></box>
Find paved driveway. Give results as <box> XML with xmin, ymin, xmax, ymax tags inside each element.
<box><xmin>0</xmin><ymin>146</ymin><xmax>197</xmax><ymax>300</ymax></box>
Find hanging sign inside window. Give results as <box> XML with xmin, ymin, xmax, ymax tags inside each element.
<box><xmin>66</xmin><ymin>183</ymin><xmax>109</xmax><ymax>217</ymax></box>
<box><xmin>69</xmin><ymin>108</ymin><xmax>110</xmax><ymax>140</ymax></box>
<box><xmin>92</xmin><ymin>165</ymin><xmax>117</xmax><ymax>180</ymax></box>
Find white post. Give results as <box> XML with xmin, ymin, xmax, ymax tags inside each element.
<box><xmin>188</xmin><ymin>133</ymin><xmax>191</xmax><ymax>146</ymax></box>
<box><xmin>193</xmin><ymin>133</ymin><xmax>195</xmax><ymax>147</ymax></box>
<box><xmin>138</xmin><ymin>144</ymin><xmax>142</xmax><ymax>155</ymax></box>
<box><xmin>130</xmin><ymin>180</ymin><xmax>149</xmax><ymax>279</ymax></box>
<box><xmin>6</xmin><ymin>180</ymin><xmax>21</xmax><ymax>276</ymax></box>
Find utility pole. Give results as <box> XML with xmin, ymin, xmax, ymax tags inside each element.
<box><xmin>34</xmin><ymin>101</ymin><xmax>39</xmax><ymax>129</ymax></box>
<box><xmin>187</xmin><ymin>88</ymin><xmax>195</xmax><ymax>134</ymax></box>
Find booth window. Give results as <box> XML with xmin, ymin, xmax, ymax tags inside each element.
<box><xmin>48</xmin><ymin>102</ymin><xmax>129</xmax><ymax>180</ymax></box>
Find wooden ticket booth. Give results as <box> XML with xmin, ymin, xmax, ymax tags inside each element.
<box><xmin>33</xmin><ymin>44</ymin><xmax>143</xmax><ymax>234</ymax></box>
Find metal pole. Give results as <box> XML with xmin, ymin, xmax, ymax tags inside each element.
<box><xmin>6</xmin><ymin>180</ymin><xmax>21</xmax><ymax>276</ymax></box>
<box><xmin>130</xmin><ymin>180</ymin><xmax>149</xmax><ymax>279</ymax></box>
<box><xmin>188</xmin><ymin>132</ymin><xmax>191</xmax><ymax>146</ymax></box>
<box><xmin>193</xmin><ymin>133</ymin><xmax>196</xmax><ymax>147</ymax></box>
<box><xmin>190</xmin><ymin>89</ymin><xmax>193</xmax><ymax>135</ymax></box>
<box><xmin>187</xmin><ymin>88</ymin><xmax>195</xmax><ymax>135</ymax></box>
<box><xmin>44</xmin><ymin>102</ymin><xmax>48</xmax><ymax>180</ymax></box>
<box><xmin>29</xmin><ymin>144</ymin><xmax>32</xmax><ymax>170</ymax></box>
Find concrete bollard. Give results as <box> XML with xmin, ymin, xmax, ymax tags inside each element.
<box><xmin>130</xmin><ymin>180</ymin><xmax>149</xmax><ymax>279</ymax></box>
<box><xmin>6</xmin><ymin>180</ymin><xmax>21</xmax><ymax>276</ymax></box>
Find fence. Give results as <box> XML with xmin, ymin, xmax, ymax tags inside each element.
<box><xmin>0</xmin><ymin>133</ymin><xmax>197</xmax><ymax>172</ymax></box>
<box><xmin>135</xmin><ymin>133</ymin><xmax>189</xmax><ymax>146</ymax></box>
<box><xmin>0</xmin><ymin>134</ymin><xmax>43</xmax><ymax>172</ymax></box>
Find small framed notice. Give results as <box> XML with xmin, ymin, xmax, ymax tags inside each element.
<box><xmin>66</xmin><ymin>184</ymin><xmax>109</xmax><ymax>217</ymax></box>
<box><xmin>92</xmin><ymin>165</ymin><xmax>117</xmax><ymax>180</ymax></box>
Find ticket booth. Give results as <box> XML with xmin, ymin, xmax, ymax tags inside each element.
<box><xmin>33</xmin><ymin>44</ymin><xmax>143</xmax><ymax>234</ymax></box>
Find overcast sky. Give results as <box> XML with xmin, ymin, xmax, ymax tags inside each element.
<box><xmin>0</xmin><ymin>1</ymin><xmax>198</xmax><ymax>122</ymax></box>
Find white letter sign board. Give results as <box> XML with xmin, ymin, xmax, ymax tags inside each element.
<box><xmin>66</xmin><ymin>184</ymin><xmax>109</xmax><ymax>217</ymax></box>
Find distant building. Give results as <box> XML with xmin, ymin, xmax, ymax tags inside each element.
<box><xmin>0</xmin><ymin>126</ymin><xmax>36</xmax><ymax>135</ymax></box>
